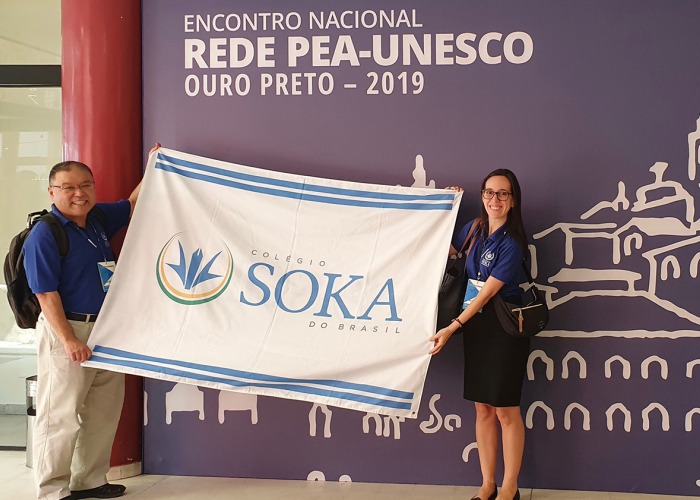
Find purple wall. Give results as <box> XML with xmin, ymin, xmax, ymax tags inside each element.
<box><xmin>141</xmin><ymin>1</ymin><xmax>700</xmax><ymax>496</ymax></box>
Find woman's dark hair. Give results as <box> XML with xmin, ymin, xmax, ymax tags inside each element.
<box><xmin>48</xmin><ymin>161</ymin><xmax>93</xmax><ymax>184</ymax></box>
<box><xmin>478</xmin><ymin>168</ymin><xmax>528</xmax><ymax>253</ymax></box>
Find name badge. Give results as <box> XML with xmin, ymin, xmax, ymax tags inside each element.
<box><xmin>97</xmin><ymin>261</ymin><xmax>116</xmax><ymax>292</ymax></box>
<box><xmin>462</xmin><ymin>279</ymin><xmax>485</xmax><ymax>311</ymax></box>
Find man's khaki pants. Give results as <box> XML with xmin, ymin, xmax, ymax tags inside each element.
<box><xmin>33</xmin><ymin>315</ymin><xmax>125</xmax><ymax>500</ymax></box>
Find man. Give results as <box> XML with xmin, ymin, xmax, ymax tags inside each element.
<box><xmin>24</xmin><ymin>149</ymin><xmax>156</xmax><ymax>500</ymax></box>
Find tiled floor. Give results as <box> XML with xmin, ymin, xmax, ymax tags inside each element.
<box><xmin>1</xmin><ymin>451</ymin><xmax>696</xmax><ymax>500</ymax></box>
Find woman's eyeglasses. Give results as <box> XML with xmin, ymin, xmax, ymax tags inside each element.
<box><xmin>482</xmin><ymin>189</ymin><xmax>512</xmax><ymax>201</ymax></box>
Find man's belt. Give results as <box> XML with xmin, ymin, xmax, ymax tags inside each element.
<box><xmin>66</xmin><ymin>312</ymin><xmax>98</xmax><ymax>323</ymax></box>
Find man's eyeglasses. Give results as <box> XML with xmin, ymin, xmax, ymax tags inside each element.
<box><xmin>482</xmin><ymin>189</ymin><xmax>512</xmax><ymax>201</ymax></box>
<box><xmin>50</xmin><ymin>182</ymin><xmax>95</xmax><ymax>194</ymax></box>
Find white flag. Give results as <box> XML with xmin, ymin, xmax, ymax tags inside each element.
<box><xmin>84</xmin><ymin>148</ymin><xmax>462</xmax><ymax>417</ymax></box>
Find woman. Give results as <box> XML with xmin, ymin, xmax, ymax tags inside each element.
<box><xmin>430</xmin><ymin>169</ymin><xmax>530</xmax><ymax>500</ymax></box>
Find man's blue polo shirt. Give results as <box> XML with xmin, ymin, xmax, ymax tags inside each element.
<box><xmin>453</xmin><ymin>220</ymin><xmax>525</xmax><ymax>299</ymax></box>
<box><xmin>23</xmin><ymin>201</ymin><xmax>131</xmax><ymax>315</ymax></box>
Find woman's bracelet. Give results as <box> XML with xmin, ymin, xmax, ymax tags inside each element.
<box><xmin>451</xmin><ymin>317</ymin><xmax>464</xmax><ymax>329</ymax></box>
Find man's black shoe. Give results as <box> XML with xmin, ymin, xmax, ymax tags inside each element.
<box><xmin>71</xmin><ymin>483</ymin><xmax>126</xmax><ymax>499</ymax></box>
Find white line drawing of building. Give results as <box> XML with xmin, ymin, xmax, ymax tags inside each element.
<box><xmin>562</xmin><ymin>351</ymin><xmax>587</xmax><ymax>379</ymax></box>
<box><xmin>525</xmin><ymin>401</ymin><xmax>555</xmax><ymax>430</ymax></box>
<box><xmin>419</xmin><ymin>394</ymin><xmax>462</xmax><ymax>434</ymax></box>
<box><xmin>687</xmin><ymin>360</ymin><xmax>700</xmax><ymax>378</ymax></box>
<box><xmin>527</xmin><ymin>350</ymin><xmax>554</xmax><ymax>381</ymax></box>
<box><xmin>641</xmin><ymin>356</ymin><xmax>668</xmax><ymax>380</ymax></box>
<box><xmin>309</xmin><ymin>404</ymin><xmax>332</xmax><ymax>438</ymax></box>
<box><xmin>606</xmin><ymin>403</ymin><xmax>632</xmax><ymax>432</ymax></box>
<box><xmin>531</xmin><ymin>118</ymin><xmax>700</xmax><ymax>335</ymax></box>
<box><xmin>605</xmin><ymin>355</ymin><xmax>631</xmax><ymax>379</ymax></box>
<box><xmin>218</xmin><ymin>391</ymin><xmax>258</xmax><ymax>424</ymax></box>
<box><xmin>165</xmin><ymin>383</ymin><xmax>204</xmax><ymax>424</ymax></box>
<box><xmin>685</xmin><ymin>408</ymin><xmax>700</xmax><ymax>431</ymax></box>
<box><xmin>641</xmin><ymin>403</ymin><xmax>670</xmax><ymax>431</ymax></box>
<box><xmin>462</xmin><ymin>442</ymin><xmax>478</xmax><ymax>463</ymax></box>
<box><xmin>564</xmin><ymin>403</ymin><xmax>591</xmax><ymax>431</ymax></box>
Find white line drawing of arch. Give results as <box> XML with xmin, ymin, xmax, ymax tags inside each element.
<box><xmin>660</xmin><ymin>255</ymin><xmax>681</xmax><ymax>280</ymax></box>
<box><xmin>691</xmin><ymin>253</ymin><xmax>700</xmax><ymax>278</ymax></box>
<box><xmin>606</xmin><ymin>403</ymin><xmax>632</xmax><ymax>432</ymax></box>
<box><xmin>363</xmin><ymin>413</ymin><xmax>383</xmax><ymax>437</ymax></box>
<box><xmin>641</xmin><ymin>355</ymin><xmax>668</xmax><ymax>380</ymax></box>
<box><xmin>562</xmin><ymin>351</ymin><xmax>587</xmax><ymax>379</ymax></box>
<box><xmin>527</xmin><ymin>350</ymin><xmax>554</xmax><ymax>381</ymax></box>
<box><xmin>525</xmin><ymin>401</ymin><xmax>555</xmax><ymax>430</ymax></box>
<box><xmin>165</xmin><ymin>383</ymin><xmax>204</xmax><ymax>424</ymax></box>
<box><xmin>642</xmin><ymin>403</ymin><xmax>670</xmax><ymax>431</ymax></box>
<box><xmin>144</xmin><ymin>390</ymin><xmax>148</xmax><ymax>427</ymax></box>
<box><xmin>687</xmin><ymin>360</ymin><xmax>700</xmax><ymax>378</ymax></box>
<box><xmin>462</xmin><ymin>442</ymin><xmax>478</xmax><ymax>463</ymax></box>
<box><xmin>362</xmin><ymin>413</ymin><xmax>405</xmax><ymax>439</ymax></box>
<box><xmin>383</xmin><ymin>415</ymin><xmax>405</xmax><ymax>439</ymax></box>
<box><xmin>685</xmin><ymin>408</ymin><xmax>700</xmax><ymax>431</ymax></box>
<box><xmin>581</xmin><ymin>181</ymin><xmax>629</xmax><ymax>220</ymax></box>
<box><xmin>307</xmin><ymin>471</ymin><xmax>325</xmax><ymax>481</ymax></box>
<box><xmin>309</xmin><ymin>404</ymin><xmax>332</xmax><ymax>438</ymax></box>
<box><xmin>564</xmin><ymin>403</ymin><xmax>591</xmax><ymax>431</ymax></box>
<box><xmin>605</xmin><ymin>355</ymin><xmax>631</xmax><ymax>379</ymax></box>
<box><xmin>218</xmin><ymin>391</ymin><xmax>258</xmax><ymax>424</ymax></box>
<box><xmin>623</xmin><ymin>233</ymin><xmax>642</xmax><ymax>256</ymax></box>
<box><xmin>419</xmin><ymin>394</ymin><xmax>462</xmax><ymax>434</ymax></box>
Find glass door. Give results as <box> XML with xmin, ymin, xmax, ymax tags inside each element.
<box><xmin>0</xmin><ymin>0</ymin><xmax>61</xmax><ymax>450</ymax></box>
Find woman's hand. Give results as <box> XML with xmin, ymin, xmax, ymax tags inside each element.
<box><xmin>445</xmin><ymin>186</ymin><xmax>464</xmax><ymax>192</ymax></box>
<box><xmin>429</xmin><ymin>326</ymin><xmax>456</xmax><ymax>355</ymax></box>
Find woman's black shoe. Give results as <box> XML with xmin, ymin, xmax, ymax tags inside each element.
<box><xmin>470</xmin><ymin>487</ymin><xmax>497</xmax><ymax>500</ymax></box>
<box><xmin>513</xmin><ymin>490</ymin><xmax>520</xmax><ymax>500</ymax></box>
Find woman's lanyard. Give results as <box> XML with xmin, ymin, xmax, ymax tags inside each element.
<box><xmin>476</xmin><ymin>229</ymin><xmax>506</xmax><ymax>281</ymax></box>
<box><xmin>72</xmin><ymin>221</ymin><xmax>109</xmax><ymax>262</ymax></box>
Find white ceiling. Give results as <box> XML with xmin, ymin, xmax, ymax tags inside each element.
<box><xmin>0</xmin><ymin>0</ymin><xmax>61</xmax><ymax>65</ymax></box>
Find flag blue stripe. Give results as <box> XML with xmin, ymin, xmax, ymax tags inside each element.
<box><xmin>93</xmin><ymin>345</ymin><xmax>414</xmax><ymax>400</ymax></box>
<box><xmin>89</xmin><ymin>355</ymin><xmax>413</xmax><ymax>411</ymax></box>
<box><xmin>156</xmin><ymin>161</ymin><xmax>452</xmax><ymax>211</ymax></box>
<box><xmin>157</xmin><ymin>151</ymin><xmax>454</xmax><ymax>202</ymax></box>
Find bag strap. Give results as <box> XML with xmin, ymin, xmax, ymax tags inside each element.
<box><xmin>519</xmin><ymin>259</ymin><xmax>532</xmax><ymax>282</ymax></box>
<box><xmin>459</xmin><ymin>218</ymin><xmax>481</xmax><ymax>256</ymax></box>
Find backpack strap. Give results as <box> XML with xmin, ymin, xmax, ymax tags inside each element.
<box><xmin>38</xmin><ymin>212</ymin><xmax>70</xmax><ymax>258</ymax></box>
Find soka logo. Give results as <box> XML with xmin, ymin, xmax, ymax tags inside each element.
<box><xmin>156</xmin><ymin>233</ymin><xmax>233</xmax><ymax>305</ymax></box>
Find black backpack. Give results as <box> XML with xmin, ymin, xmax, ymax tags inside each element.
<box><xmin>3</xmin><ymin>208</ymin><xmax>106</xmax><ymax>329</ymax></box>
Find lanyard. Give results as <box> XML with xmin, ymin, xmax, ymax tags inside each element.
<box><xmin>476</xmin><ymin>229</ymin><xmax>507</xmax><ymax>280</ymax></box>
<box><xmin>72</xmin><ymin>221</ymin><xmax>109</xmax><ymax>262</ymax></box>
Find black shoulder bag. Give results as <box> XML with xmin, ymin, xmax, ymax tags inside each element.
<box><xmin>492</xmin><ymin>260</ymin><xmax>549</xmax><ymax>337</ymax></box>
<box><xmin>436</xmin><ymin>219</ymin><xmax>481</xmax><ymax>330</ymax></box>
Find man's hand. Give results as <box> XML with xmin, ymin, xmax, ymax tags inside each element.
<box><xmin>62</xmin><ymin>336</ymin><xmax>92</xmax><ymax>363</ymax></box>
